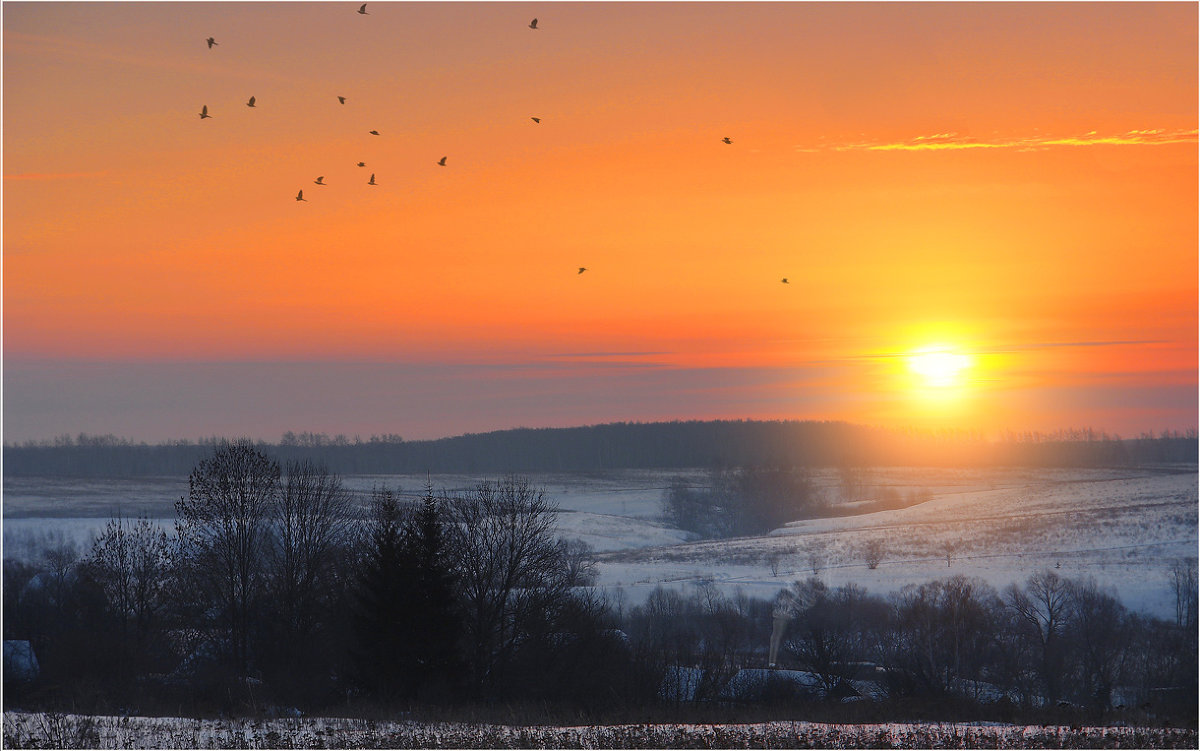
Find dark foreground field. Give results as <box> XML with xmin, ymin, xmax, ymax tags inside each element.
<box><xmin>3</xmin><ymin>712</ymin><xmax>1196</xmax><ymax>749</ymax></box>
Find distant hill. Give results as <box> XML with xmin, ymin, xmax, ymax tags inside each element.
<box><xmin>3</xmin><ymin>420</ymin><xmax>1195</xmax><ymax>478</ymax></box>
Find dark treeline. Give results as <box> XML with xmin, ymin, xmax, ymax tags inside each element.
<box><xmin>4</xmin><ymin>443</ymin><xmax>1197</xmax><ymax>727</ymax></box>
<box><xmin>5</xmin><ymin>421</ymin><xmax>1197</xmax><ymax>477</ymax></box>
<box><xmin>625</xmin><ymin>570</ymin><xmax>1197</xmax><ymax>725</ymax></box>
<box><xmin>662</xmin><ymin>464</ymin><xmax>827</xmax><ymax>538</ymax></box>
<box><xmin>4</xmin><ymin>442</ymin><xmax>628</xmax><ymax>716</ymax></box>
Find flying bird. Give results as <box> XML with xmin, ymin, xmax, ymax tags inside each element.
<box><xmin>296</xmin><ymin>190</ymin><xmax>306</xmax><ymax>201</ymax></box>
<box><xmin>356</xmin><ymin>162</ymin><xmax>366</xmax><ymax>167</ymax></box>
<box><xmin>437</xmin><ymin>156</ymin><xmax>447</xmax><ymax>166</ymax></box>
<box><xmin>338</xmin><ymin>96</ymin><xmax>346</xmax><ymax>104</ymax></box>
<box><xmin>246</xmin><ymin>96</ymin><xmax>256</xmax><ymax>108</ymax></box>
<box><xmin>198</xmin><ymin>105</ymin><xmax>211</xmax><ymax>119</ymax></box>
<box><xmin>357</xmin><ymin>3</ymin><xmax>368</xmax><ymax>14</ymax></box>
<box><xmin>314</xmin><ymin>176</ymin><xmax>326</xmax><ymax>185</ymax></box>
<box><xmin>531</xmin><ymin>117</ymin><xmax>541</xmax><ymax>123</ymax></box>
<box><xmin>781</xmin><ymin>278</ymin><xmax>789</xmax><ymax>284</ymax></box>
<box><xmin>578</xmin><ymin>267</ymin><xmax>587</xmax><ymax>275</ymax></box>
<box><xmin>368</xmin><ymin>173</ymin><xmax>377</xmax><ymax>185</ymax></box>
<box><xmin>528</xmin><ymin>18</ymin><xmax>538</xmax><ymax>29</ymax></box>
<box><xmin>206</xmin><ymin>37</ymin><xmax>218</xmax><ymax>48</ymax></box>
<box><xmin>722</xmin><ymin>137</ymin><xmax>732</xmax><ymax>144</ymax></box>
<box><xmin>369</xmin><ymin>130</ymin><xmax>380</xmax><ymax>135</ymax></box>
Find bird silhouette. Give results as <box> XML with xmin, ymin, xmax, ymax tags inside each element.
<box><xmin>314</xmin><ymin>176</ymin><xmax>326</xmax><ymax>185</ymax></box>
<box><xmin>357</xmin><ymin>3</ymin><xmax>368</xmax><ymax>14</ymax></box>
<box><xmin>356</xmin><ymin>162</ymin><xmax>366</xmax><ymax>167</ymax></box>
<box><xmin>368</xmin><ymin>173</ymin><xmax>377</xmax><ymax>185</ymax></box>
<box><xmin>781</xmin><ymin>278</ymin><xmax>789</xmax><ymax>284</ymax></box>
<box><xmin>578</xmin><ymin>267</ymin><xmax>587</xmax><ymax>275</ymax></box>
<box><xmin>531</xmin><ymin>117</ymin><xmax>541</xmax><ymax>123</ymax></box>
<box><xmin>437</xmin><ymin>156</ymin><xmax>447</xmax><ymax>166</ymax></box>
<box><xmin>529</xmin><ymin>18</ymin><xmax>538</xmax><ymax>29</ymax></box>
<box><xmin>246</xmin><ymin>96</ymin><xmax>256</xmax><ymax>108</ymax></box>
<box><xmin>206</xmin><ymin>37</ymin><xmax>218</xmax><ymax>48</ymax></box>
<box><xmin>296</xmin><ymin>190</ymin><xmax>306</xmax><ymax>201</ymax></box>
<box><xmin>722</xmin><ymin>137</ymin><xmax>732</xmax><ymax>144</ymax></box>
<box><xmin>369</xmin><ymin>130</ymin><xmax>380</xmax><ymax>135</ymax></box>
<box><xmin>199</xmin><ymin>105</ymin><xmax>211</xmax><ymax>119</ymax></box>
<box><xmin>338</xmin><ymin>96</ymin><xmax>346</xmax><ymax>104</ymax></box>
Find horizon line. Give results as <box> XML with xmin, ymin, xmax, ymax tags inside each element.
<box><xmin>6</xmin><ymin>418</ymin><xmax>1197</xmax><ymax>449</ymax></box>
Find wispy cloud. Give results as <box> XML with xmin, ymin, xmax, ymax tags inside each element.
<box><xmin>809</xmin><ymin>128</ymin><xmax>1198</xmax><ymax>153</ymax></box>
<box><xmin>974</xmin><ymin>339</ymin><xmax>1169</xmax><ymax>355</ymax></box>
<box><xmin>854</xmin><ymin>339</ymin><xmax>1167</xmax><ymax>362</ymax></box>
<box><xmin>548</xmin><ymin>351</ymin><xmax>674</xmax><ymax>359</ymax></box>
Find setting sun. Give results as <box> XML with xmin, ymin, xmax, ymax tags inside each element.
<box><xmin>907</xmin><ymin>348</ymin><xmax>973</xmax><ymax>389</ymax></box>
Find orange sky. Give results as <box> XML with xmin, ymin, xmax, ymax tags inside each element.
<box><xmin>3</xmin><ymin>2</ymin><xmax>1196</xmax><ymax>441</ymax></box>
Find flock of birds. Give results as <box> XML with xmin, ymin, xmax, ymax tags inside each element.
<box><xmin>197</xmin><ymin>6</ymin><xmax>785</xmax><ymax>281</ymax></box>
<box><xmin>198</xmin><ymin>7</ymin><xmax>460</xmax><ymax>206</ymax></box>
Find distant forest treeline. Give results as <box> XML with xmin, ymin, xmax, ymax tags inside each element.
<box><xmin>4</xmin><ymin>420</ymin><xmax>1197</xmax><ymax>477</ymax></box>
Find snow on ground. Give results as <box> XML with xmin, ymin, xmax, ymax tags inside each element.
<box><xmin>3</xmin><ymin>517</ymin><xmax>116</xmax><ymax>564</ymax></box>
<box><xmin>593</xmin><ymin>467</ymin><xmax>1198</xmax><ymax>619</ymax></box>
<box><xmin>554</xmin><ymin>510</ymin><xmax>694</xmax><ymax>552</ymax></box>
<box><xmin>4</xmin><ymin>466</ymin><xmax>1195</xmax><ymax>619</ymax></box>
<box><xmin>337</xmin><ymin>469</ymin><xmax>701</xmax><ymax>519</ymax></box>
<box><xmin>2</xmin><ymin>475</ymin><xmax>187</xmax><ymax>519</ymax></box>
<box><xmin>3</xmin><ymin>711</ymin><xmax>1196</xmax><ymax>749</ymax></box>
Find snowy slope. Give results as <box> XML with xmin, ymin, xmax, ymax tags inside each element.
<box><xmin>592</xmin><ymin>467</ymin><xmax>1197</xmax><ymax>619</ymax></box>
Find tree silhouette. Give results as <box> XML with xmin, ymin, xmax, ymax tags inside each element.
<box><xmin>446</xmin><ymin>477</ymin><xmax>574</xmax><ymax>696</ymax></box>
<box><xmin>175</xmin><ymin>440</ymin><xmax>280</xmax><ymax>675</ymax></box>
<box><xmin>397</xmin><ymin>485</ymin><xmax>464</xmax><ymax>700</ymax></box>
<box><xmin>350</xmin><ymin>487</ymin><xmax>409</xmax><ymax>695</ymax></box>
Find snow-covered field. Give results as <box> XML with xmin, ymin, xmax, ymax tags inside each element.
<box><xmin>3</xmin><ymin>711</ymin><xmax>1196</xmax><ymax>749</ymax></box>
<box><xmin>3</xmin><ymin>466</ymin><xmax>1196</xmax><ymax>619</ymax></box>
<box><xmin>592</xmin><ymin>467</ymin><xmax>1198</xmax><ymax>618</ymax></box>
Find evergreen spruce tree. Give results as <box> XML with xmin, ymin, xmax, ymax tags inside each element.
<box><xmin>401</xmin><ymin>484</ymin><xmax>465</xmax><ymax>700</ymax></box>
<box><xmin>350</xmin><ymin>488</ymin><xmax>410</xmax><ymax>695</ymax></box>
<box><xmin>351</xmin><ymin>485</ymin><xmax>464</xmax><ymax>701</ymax></box>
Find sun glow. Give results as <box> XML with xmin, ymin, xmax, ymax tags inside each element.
<box><xmin>907</xmin><ymin>347</ymin><xmax>973</xmax><ymax>389</ymax></box>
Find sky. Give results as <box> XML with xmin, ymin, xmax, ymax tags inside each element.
<box><xmin>3</xmin><ymin>1</ymin><xmax>1197</xmax><ymax>443</ymax></box>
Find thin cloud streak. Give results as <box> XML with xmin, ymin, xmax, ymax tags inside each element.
<box><xmin>818</xmin><ymin>128</ymin><xmax>1197</xmax><ymax>153</ymax></box>
<box><xmin>548</xmin><ymin>351</ymin><xmax>674</xmax><ymax>359</ymax></box>
<box><xmin>851</xmin><ymin>339</ymin><xmax>1169</xmax><ymax>363</ymax></box>
<box><xmin>973</xmin><ymin>340</ymin><xmax>1170</xmax><ymax>355</ymax></box>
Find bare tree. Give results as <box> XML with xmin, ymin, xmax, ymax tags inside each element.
<box><xmin>863</xmin><ymin>539</ymin><xmax>885</xmax><ymax>570</ymax></box>
<box><xmin>86</xmin><ymin>514</ymin><xmax>172</xmax><ymax>649</ymax></box>
<box><xmin>1005</xmin><ymin>569</ymin><xmax>1073</xmax><ymax>705</ymax></box>
<box><xmin>942</xmin><ymin>541</ymin><xmax>957</xmax><ymax>568</ymax></box>
<box><xmin>1168</xmin><ymin>558</ymin><xmax>1197</xmax><ymax>629</ymax></box>
<box><xmin>559</xmin><ymin>538</ymin><xmax>599</xmax><ymax>587</ymax></box>
<box><xmin>662</xmin><ymin>465</ymin><xmax>822</xmax><ymax>539</ymax></box>
<box><xmin>266</xmin><ymin>461</ymin><xmax>354</xmax><ymax>642</ymax></box>
<box><xmin>888</xmin><ymin>576</ymin><xmax>1000</xmax><ymax>697</ymax></box>
<box><xmin>261</xmin><ymin>460</ymin><xmax>355</xmax><ymax>688</ymax></box>
<box><xmin>1067</xmin><ymin>578</ymin><xmax>1131</xmax><ymax>717</ymax></box>
<box><xmin>787</xmin><ymin>579</ymin><xmax>885</xmax><ymax>699</ymax></box>
<box><xmin>175</xmin><ymin>440</ymin><xmax>280</xmax><ymax>675</ymax></box>
<box><xmin>807</xmin><ymin>542</ymin><xmax>827</xmax><ymax>576</ymax></box>
<box><xmin>767</xmin><ymin>550</ymin><xmax>784</xmax><ymax>577</ymax></box>
<box><xmin>41</xmin><ymin>535</ymin><xmax>81</xmax><ymax>608</ymax></box>
<box><xmin>445</xmin><ymin>476</ymin><xmax>575</xmax><ymax>696</ymax></box>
